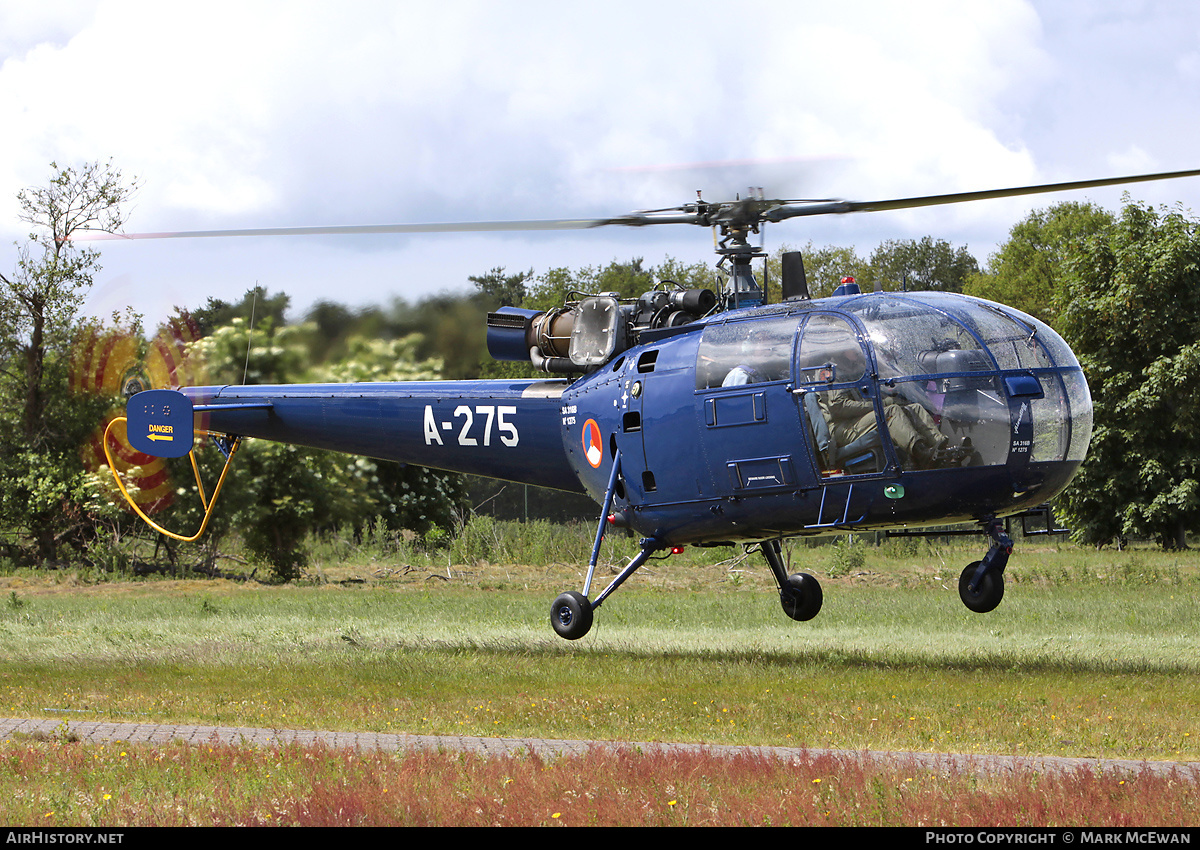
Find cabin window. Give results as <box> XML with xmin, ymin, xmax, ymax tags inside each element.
<box><xmin>695</xmin><ymin>315</ymin><xmax>798</xmax><ymax>389</ymax></box>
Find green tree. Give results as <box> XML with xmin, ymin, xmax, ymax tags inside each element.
<box><xmin>523</xmin><ymin>266</ymin><xmax>578</xmax><ymax>311</ymax></box>
<box><xmin>522</xmin><ymin>258</ymin><xmax>659</xmax><ymax>309</ymax></box>
<box><xmin>375</xmin><ymin>293</ymin><xmax>491</xmax><ymax>380</ymax></box>
<box><xmin>765</xmin><ymin>242</ymin><xmax>872</xmax><ymax>300</ymax></box>
<box><xmin>191</xmin><ymin>314</ymin><xmax>307</xmax><ymax>386</ymax></box>
<box><xmin>869</xmin><ymin>236</ymin><xmax>979</xmax><ymax>293</ymax></box>
<box><xmin>0</xmin><ymin>161</ymin><xmax>137</xmax><ymax>562</ymax></box>
<box><xmin>1055</xmin><ymin>201</ymin><xmax>1200</xmax><ymax>549</ymax></box>
<box><xmin>587</xmin><ymin>257</ymin><xmax>655</xmax><ymax>299</ymax></box>
<box><xmin>303</xmin><ymin>299</ymin><xmax>359</xmax><ymax>363</ymax></box>
<box><xmin>469</xmin><ymin>266</ymin><xmax>533</xmax><ymax>308</ymax></box>
<box><xmin>192</xmin><ymin>286</ymin><xmax>290</xmax><ymax>337</ymax></box>
<box><xmin>651</xmin><ymin>256</ymin><xmax>716</xmax><ymax>293</ymax></box>
<box><xmin>964</xmin><ymin>201</ymin><xmax>1113</xmax><ymax>323</ymax></box>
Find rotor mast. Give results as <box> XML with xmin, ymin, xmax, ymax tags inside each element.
<box><xmin>713</xmin><ymin>191</ymin><xmax>769</xmax><ymax>309</ymax></box>
<box><xmin>672</xmin><ymin>188</ymin><xmax>775</xmax><ymax>309</ymax></box>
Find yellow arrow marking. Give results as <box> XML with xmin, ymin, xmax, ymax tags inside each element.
<box><xmin>146</xmin><ymin>433</ymin><xmax>174</xmax><ymax>442</ymax></box>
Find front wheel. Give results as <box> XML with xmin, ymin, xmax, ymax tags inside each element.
<box><xmin>780</xmin><ymin>573</ymin><xmax>823</xmax><ymax>622</ymax></box>
<box><xmin>959</xmin><ymin>561</ymin><xmax>1004</xmax><ymax>613</ymax></box>
<box><xmin>551</xmin><ymin>591</ymin><xmax>594</xmax><ymax>640</ymax></box>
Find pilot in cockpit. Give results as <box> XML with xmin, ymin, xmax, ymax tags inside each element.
<box><xmin>820</xmin><ymin>346</ymin><xmax>970</xmax><ymax>469</ymax></box>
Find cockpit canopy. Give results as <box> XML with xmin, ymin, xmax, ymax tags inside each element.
<box><xmin>696</xmin><ymin>292</ymin><xmax>1092</xmax><ymax>472</ymax></box>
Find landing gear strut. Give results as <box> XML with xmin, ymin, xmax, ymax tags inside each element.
<box><xmin>549</xmin><ymin>537</ymin><xmax>662</xmax><ymax>640</ymax></box>
<box><xmin>762</xmin><ymin>539</ymin><xmax>823</xmax><ymax>622</ymax></box>
<box><xmin>959</xmin><ymin>518</ymin><xmax>1011</xmax><ymax>613</ymax></box>
<box><xmin>550</xmin><ymin>449</ymin><xmax>665</xmax><ymax>640</ymax></box>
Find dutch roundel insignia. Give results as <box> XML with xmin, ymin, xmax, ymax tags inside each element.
<box><xmin>582</xmin><ymin>419</ymin><xmax>603</xmax><ymax>468</ymax></box>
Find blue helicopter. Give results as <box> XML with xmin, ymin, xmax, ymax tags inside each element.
<box><xmin>105</xmin><ymin>168</ymin><xmax>1200</xmax><ymax>640</ymax></box>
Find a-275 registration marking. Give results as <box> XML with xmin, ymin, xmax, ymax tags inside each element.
<box><xmin>423</xmin><ymin>404</ymin><xmax>519</xmax><ymax>447</ymax></box>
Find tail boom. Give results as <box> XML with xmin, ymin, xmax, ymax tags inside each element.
<box><xmin>176</xmin><ymin>379</ymin><xmax>583</xmax><ymax>493</ymax></box>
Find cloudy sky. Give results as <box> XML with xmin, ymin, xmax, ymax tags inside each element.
<box><xmin>2</xmin><ymin>0</ymin><xmax>1199</xmax><ymax>325</ymax></box>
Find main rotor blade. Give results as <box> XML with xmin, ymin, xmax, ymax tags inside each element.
<box><xmin>764</xmin><ymin>168</ymin><xmax>1200</xmax><ymax>221</ymax></box>
<box><xmin>69</xmin><ymin>167</ymin><xmax>1200</xmax><ymax>242</ymax></box>
<box><xmin>68</xmin><ymin>217</ymin><xmax>620</xmax><ymax>242</ymax></box>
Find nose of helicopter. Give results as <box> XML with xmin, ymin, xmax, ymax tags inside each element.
<box><xmin>844</xmin><ymin>292</ymin><xmax>1092</xmax><ymax>477</ymax></box>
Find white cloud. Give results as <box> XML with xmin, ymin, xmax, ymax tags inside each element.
<box><xmin>1</xmin><ymin>0</ymin><xmax>1199</xmax><ymax>322</ymax></box>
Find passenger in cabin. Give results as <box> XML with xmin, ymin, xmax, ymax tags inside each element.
<box><xmin>722</xmin><ymin>363</ymin><xmax>763</xmax><ymax>386</ymax></box>
<box><xmin>721</xmin><ymin>325</ymin><xmax>789</xmax><ymax>386</ymax></box>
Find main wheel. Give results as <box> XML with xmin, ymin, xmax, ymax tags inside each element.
<box><xmin>550</xmin><ymin>591</ymin><xmax>594</xmax><ymax>640</ymax></box>
<box><xmin>959</xmin><ymin>561</ymin><xmax>1004</xmax><ymax>613</ymax></box>
<box><xmin>779</xmin><ymin>573</ymin><xmax>823</xmax><ymax>622</ymax></box>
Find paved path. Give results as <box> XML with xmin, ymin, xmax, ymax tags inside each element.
<box><xmin>3</xmin><ymin>716</ymin><xmax>1197</xmax><ymax>780</ymax></box>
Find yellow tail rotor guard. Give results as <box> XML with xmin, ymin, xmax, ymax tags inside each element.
<box><xmin>102</xmin><ymin>416</ymin><xmax>240</xmax><ymax>543</ymax></box>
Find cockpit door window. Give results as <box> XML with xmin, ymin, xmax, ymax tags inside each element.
<box><xmin>795</xmin><ymin>314</ymin><xmax>888</xmax><ymax>476</ymax></box>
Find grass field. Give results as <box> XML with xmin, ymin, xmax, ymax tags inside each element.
<box><xmin>1</xmin><ymin>532</ymin><xmax>1197</xmax><ymax>825</ymax></box>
